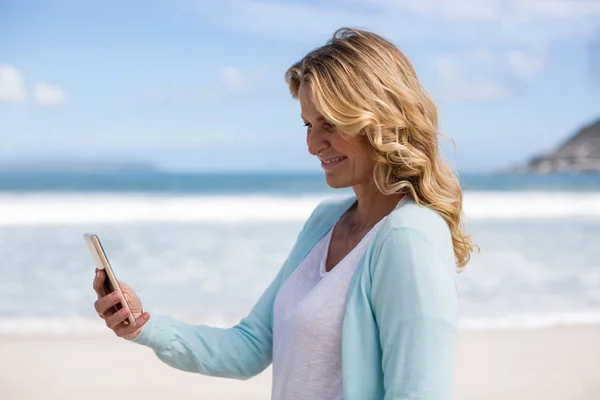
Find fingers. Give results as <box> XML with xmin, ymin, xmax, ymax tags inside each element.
<box><xmin>94</xmin><ymin>290</ymin><xmax>122</xmax><ymax>316</ymax></box>
<box><xmin>114</xmin><ymin>312</ymin><xmax>151</xmax><ymax>339</ymax></box>
<box><xmin>93</xmin><ymin>268</ymin><xmax>106</xmax><ymax>298</ymax></box>
<box><xmin>105</xmin><ymin>306</ymin><xmax>133</xmax><ymax>330</ymax></box>
<box><xmin>92</xmin><ymin>268</ymin><xmax>146</xmax><ymax>339</ymax></box>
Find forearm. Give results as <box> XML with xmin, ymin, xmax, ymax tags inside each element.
<box><xmin>131</xmin><ymin>315</ymin><xmax>272</xmax><ymax>379</ymax></box>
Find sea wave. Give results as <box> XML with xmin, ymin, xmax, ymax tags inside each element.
<box><xmin>0</xmin><ymin>194</ymin><xmax>326</xmax><ymax>226</ymax></box>
<box><xmin>0</xmin><ymin>191</ymin><xmax>599</xmax><ymax>226</ymax></box>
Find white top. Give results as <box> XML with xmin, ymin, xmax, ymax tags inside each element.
<box><xmin>271</xmin><ymin>212</ymin><xmax>389</xmax><ymax>400</ymax></box>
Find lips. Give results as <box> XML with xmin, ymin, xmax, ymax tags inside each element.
<box><xmin>321</xmin><ymin>156</ymin><xmax>346</xmax><ymax>165</ymax></box>
<box><xmin>320</xmin><ymin>156</ymin><xmax>347</xmax><ymax>171</ymax></box>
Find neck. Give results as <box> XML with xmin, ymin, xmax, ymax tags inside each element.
<box><xmin>350</xmin><ymin>181</ymin><xmax>404</xmax><ymax>230</ymax></box>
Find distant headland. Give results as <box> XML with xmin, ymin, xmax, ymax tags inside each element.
<box><xmin>513</xmin><ymin>118</ymin><xmax>600</xmax><ymax>174</ymax></box>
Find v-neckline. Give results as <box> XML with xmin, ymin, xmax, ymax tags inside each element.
<box><xmin>319</xmin><ymin>224</ymin><xmax>361</xmax><ymax>277</ymax></box>
<box><xmin>319</xmin><ymin>226</ymin><xmax>336</xmax><ymax>277</ymax></box>
<box><xmin>319</xmin><ymin>195</ymin><xmax>408</xmax><ymax>276</ymax></box>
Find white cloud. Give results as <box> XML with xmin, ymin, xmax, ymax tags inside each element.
<box><xmin>193</xmin><ymin>0</ymin><xmax>425</xmax><ymax>41</ymax></box>
<box><xmin>590</xmin><ymin>29</ymin><xmax>600</xmax><ymax>82</ymax></box>
<box><xmin>361</xmin><ymin>0</ymin><xmax>504</xmax><ymax>21</ymax></box>
<box><xmin>519</xmin><ymin>0</ymin><xmax>600</xmax><ymax>19</ymax></box>
<box><xmin>507</xmin><ymin>49</ymin><xmax>546</xmax><ymax>79</ymax></box>
<box><xmin>193</xmin><ymin>0</ymin><xmax>600</xmax><ymax>44</ymax></box>
<box><xmin>0</xmin><ymin>66</ymin><xmax>66</xmax><ymax>106</ymax></box>
<box><xmin>435</xmin><ymin>47</ymin><xmax>548</xmax><ymax>101</ymax></box>
<box><xmin>147</xmin><ymin>65</ymin><xmax>257</xmax><ymax>105</ymax></box>
<box><xmin>0</xmin><ymin>65</ymin><xmax>27</xmax><ymax>102</ymax></box>
<box><xmin>33</xmin><ymin>83</ymin><xmax>66</xmax><ymax>107</ymax></box>
<box><xmin>221</xmin><ymin>66</ymin><xmax>252</xmax><ymax>93</ymax></box>
<box><xmin>435</xmin><ymin>51</ymin><xmax>509</xmax><ymax>101</ymax></box>
<box><xmin>191</xmin><ymin>0</ymin><xmax>600</xmax><ymax>101</ymax></box>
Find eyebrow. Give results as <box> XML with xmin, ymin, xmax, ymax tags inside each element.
<box><xmin>300</xmin><ymin>115</ymin><xmax>325</xmax><ymax>122</ymax></box>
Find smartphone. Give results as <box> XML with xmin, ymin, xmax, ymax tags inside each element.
<box><xmin>83</xmin><ymin>233</ymin><xmax>136</xmax><ymax>326</ymax></box>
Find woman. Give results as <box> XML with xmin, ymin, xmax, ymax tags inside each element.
<box><xmin>93</xmin><ymin>27</ymin><xmax>474</xmax><ymax>399</ymax></box>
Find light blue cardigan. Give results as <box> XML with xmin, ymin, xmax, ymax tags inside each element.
<box><xmin>132</xmin><ymin>195</ymin><xmax>459</xmax><ymax>399</ymax></box>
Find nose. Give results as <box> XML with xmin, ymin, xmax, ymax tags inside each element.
<box><xmin>307</xmin><ymin>126</ymin><xmax>330</xmax><ymax>156</ymax></box>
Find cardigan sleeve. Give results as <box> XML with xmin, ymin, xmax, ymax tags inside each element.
<box><xmin>129</xmin><ymin>266</ymin><xmax>285</xmax><ymax>380</ymax></box>
<box><xmin>371</xmin><ymin>227</ymin><xmax>458</xmax><ymax>399</ymax></box>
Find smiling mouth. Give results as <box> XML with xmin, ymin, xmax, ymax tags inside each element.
<box><xmin>320</xmin><ymin>156</ymin><xmax>347</xmax><ymax>170</ymax></box>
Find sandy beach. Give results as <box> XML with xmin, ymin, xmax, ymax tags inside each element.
<box><xmin>1</xmin><ymin>325</ymin><xmax>599</xmax><ymax>400</ymax></box>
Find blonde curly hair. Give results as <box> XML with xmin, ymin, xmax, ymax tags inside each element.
<box><xmin>285</xmin><ymin>27</ymin><xmax>475</xmax><ymax>269</ymax></box>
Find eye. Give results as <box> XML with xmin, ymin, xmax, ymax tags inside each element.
<box><xmin>323</xmin><ymin>123</ymin><xmax>335</xmax><ymax>132</ymax></box>
<box><xmin>304</xmin><ymin>123</ymin><xmax>311</xmax><ymax>129</ymax></box>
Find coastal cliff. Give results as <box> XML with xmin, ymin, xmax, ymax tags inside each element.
<box><xmin>515</xmin><ymin>118</ymin><xmax>600</xmax><ymax>173</ymax></box>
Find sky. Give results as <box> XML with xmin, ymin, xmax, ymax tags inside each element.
<box><xmin>1</xmin><ymin>0</ymin><xmax>599</xmax><ymax>173</ymax></box>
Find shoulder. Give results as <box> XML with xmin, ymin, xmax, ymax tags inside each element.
<box><xmin>388</xmin><ymin>198</ymin><xmax>451</xmax><ymax>241</ymax></box>
<box><xmin>367</xmin><ymin>199</ymin><xmax>459</xmax><ymax>315</ymax></box>
<box><xmin>378</xmin><ymin>198</ymin><xmax>455</xmax><ymax>267</ymax></box>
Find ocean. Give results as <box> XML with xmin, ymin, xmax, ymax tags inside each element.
<box><xmin>1</xmin><ymin>171</ymin><xmax>599</xmax><ymax>336</ymax></box>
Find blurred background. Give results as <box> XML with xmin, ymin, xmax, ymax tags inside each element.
<box><xmin>1</xmin><ymin>1</ymin><xmax>599</xmax><ymax>399</ymax></box>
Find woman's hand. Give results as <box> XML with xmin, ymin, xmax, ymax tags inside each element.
<box><xmin>93</xmin><ymin>268</ymin><xmax>150</xmax><ymax>340</ymax></box>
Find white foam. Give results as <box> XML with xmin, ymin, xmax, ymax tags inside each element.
<box><xmin>464</xmin><ymin>191</ymin><xmax>600</xmax><ymax>220</ymax></box>
<box><xmin>0</xmin><ymin>191</ymin><xmax>599</xmax><ymax>226</ymax></box>
<box><xmin>0</xmin><ymin>194</ymin><xmax>328</xmax><ymax>226</ymax></box>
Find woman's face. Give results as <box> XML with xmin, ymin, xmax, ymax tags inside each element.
<box><xmin>298</xmin><ymin>85</ymin><xmax>375</xmax><ymax>189</ymax></box>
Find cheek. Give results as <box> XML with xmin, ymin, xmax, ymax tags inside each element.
<box><xmin>334</xmin><ymin>135</ymin><xmax>372</xmax><ymax>164</ymax></box>
<box><xmin>331</xmin><ymin>134</ymin><xmax>357</xmax><ymax>155</ymax></box>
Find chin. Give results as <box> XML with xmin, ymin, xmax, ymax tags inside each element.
<box><xmin>324</xmin><ymin>173</ymin><xmax>353</xmax><ymax>189</ymax></box>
